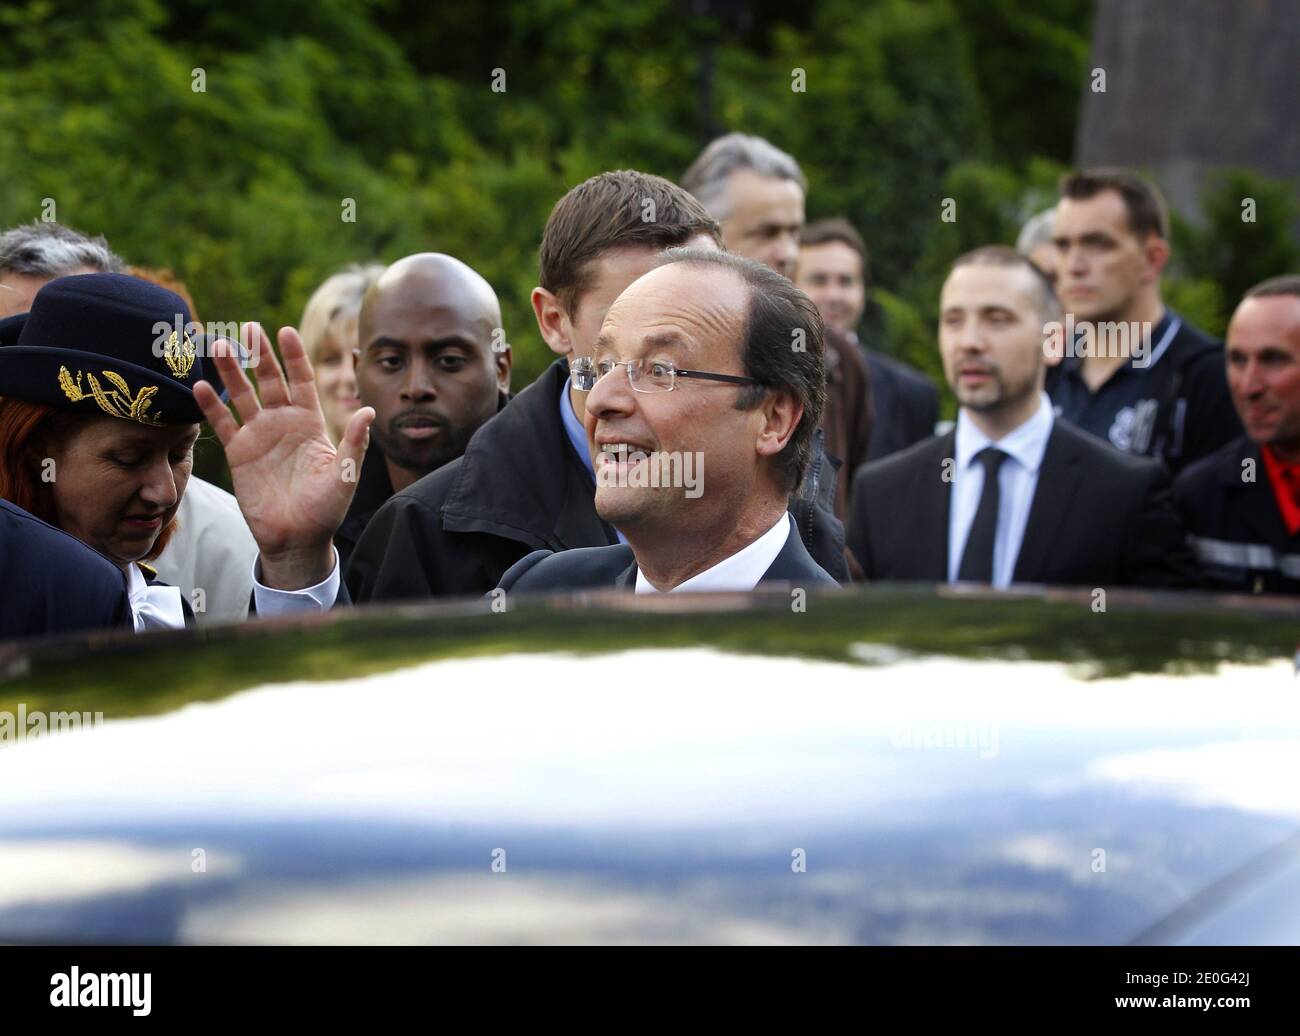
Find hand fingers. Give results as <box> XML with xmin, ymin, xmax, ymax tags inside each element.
<box><xmin>193</xmin><ymin>379</ymin><xmax>240</xmax><ymax>447</ymax></box>
<box><xmin>338</xmin><ymin>406</ymin><xmax>375</xmax><ymax>481</ymax></box>
<box><xmin>249</xmin><ymin>321</ymin><xmax>291</xmax><ymax>408</ymax></box>
<box><xmin>207</xmin><ymin>333</ymin><xmax>262</xmax><ymax>425</ymax></box>
<box><xmin>278</xmin><ymin>326</ymin><xmax>323</xmax><ymax>412</ymax></box>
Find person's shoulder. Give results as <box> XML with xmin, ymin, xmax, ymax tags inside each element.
<box><xmin>0</xmin><ymin>498</ymin><xmax>123</xmax><ymax>580</ymax></box>
<box><xmin>499</xmin><ymin>543</ymin><xmax>635</xmax><ymax>592</ymax></box>
<box><xmin>1052</xmin><ymin>418</ymin><xmax>1157</xmax><ymax>469</ymax></box>
<box><xmin>1173</xmin><ymin>435</ymin><xmax>1249</xmax><ymax>493</ymax></box>
<box><xmin>855</xmin><ymin>431</ymin><xmax>949</xmax><ymax>485</ymax></box>
<box><xmin>1050</xmin><ymin>420</ymin><xmax>1173</xmax><ymax>497</ymax></box>
<box><xmin>1165</xmin><ymin>314</ymin><xmax>1224</xmax><ymax>369</ymax></box>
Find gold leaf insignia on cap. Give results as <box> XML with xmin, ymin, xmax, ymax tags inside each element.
<box><xmin>164</xmin><ymin>330</ymin><xmax>197</xmax><ymax>379</ymax></box>
<box><xmin>58</xmin><ymin>365</ymin><xmax>164</xmax><ymax>426</ymax></box>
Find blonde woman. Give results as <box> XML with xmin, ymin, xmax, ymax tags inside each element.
<box><xmin>299</xmin><ymin>263</ymin><xmax>384</xmax><ymax>443</ymax></box>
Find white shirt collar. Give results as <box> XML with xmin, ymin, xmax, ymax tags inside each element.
<box><xmin>634</xmin><ymin>513</ymin><xmax>791</xmax><ymax>594</ymax></box>
<box><xmin>955</xmin><ymin>392</ymin><xmax>1054</xmax><ymax>474</ymax></box>
<box><xmin>127</xmin><ymin>563</ymin><xmax>187</xmax><ymax>632</ymax></box>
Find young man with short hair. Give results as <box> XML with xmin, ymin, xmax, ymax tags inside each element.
<box><xmin>1048</xmin><ymin>168</ymin><xmax>1240</xmax><ymax>473</ymax></box>
<box><xmin>849</xmin><ymin>246</ymin><xmax>1194</xmax><ymax>589</ymax></box>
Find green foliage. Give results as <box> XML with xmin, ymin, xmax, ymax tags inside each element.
<box><xmin>1</xmin><ymin>0</ymin><xmax>1292</xmax><ymax>489</ymax></box>
<box><xmin>1173</xmin><ymin>169</ymin><xmax>1300</xmax><ymax>310</ymax></box>
<box><xmin>0</xmin><ymin>0</ymin><xmax>1096</xmax><ymax>381</ymax></box>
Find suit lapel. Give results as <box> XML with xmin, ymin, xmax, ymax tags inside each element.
<box><xmin>760</xmin><ymin>518</ymin><xmax>817</xmax><ymax>582</ymax></box>
<box><xmin>615</xmin><ymin>560</ymin><xmax>638</xmax><ymax>589</ymax></box>
<box><xmin>1013</xmin><ymin>424</ymin><xmax>1085</xmax><ymax>581</ymax></box>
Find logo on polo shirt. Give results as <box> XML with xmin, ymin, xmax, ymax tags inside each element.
<box><xmin>1108</xmin><ymin>398</ymin><xmax>1159</xmax><ymax>453</ymax></box>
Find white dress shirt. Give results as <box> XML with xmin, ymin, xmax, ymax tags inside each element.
<box><xmin>635</xmin><ymin>513</ymin><xmax>791</xmax><ymax>594</ymax></box>
<box><xmin>127</xmin><ymin>563</ymin><xmax>187</xmax><ymax>632</ymax></box>
<box><xmin>251</xmin><ymin>546</ymin><xmax>341</xmax><ymax>616</ymax></box>
<box><xmin>947</xmin><ymin>394</ymin><xmax>1054</xmax><ymax>588</ymax></box>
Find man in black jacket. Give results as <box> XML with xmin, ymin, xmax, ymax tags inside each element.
<box><xmin>1</xmin><ymin>498</ymin><xmax>131</xmax><ymax>640</ymax></box>
<box><xmin>497</xmin><ymin>248</ymin><xmax>835</xmax><ymax>594</ymax></box>
<box><xmin>333</xmin><ymin>253</ymin><xmax>511</xmax><ymax>575</ymax></box>
<box><xmin>1173</xmin><ymin>276</ymin><xmax>1300</xmax><ymax>594</ymax></box>
<box><xmin>344</xmin><ymin>171</ymin><xmax>723</xmax><ymax>600</ymax></box>
<box><xmin>850</xmin><ymin>246</ymin><xmax>1194</xmax><ymax>590</ymax></box>
<box><xmin>1046</xmin><ymin>169</ymin><xmax>1240</xmax><ymax>475</ymax></box>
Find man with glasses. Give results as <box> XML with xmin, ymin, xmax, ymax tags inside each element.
<box><xmin>496</xmin><ymin>247</ymin><xmax>837</xmax><ymax>593</ymax></box>
<box><xmin>344</xmin><ymin>170</ymin><xmax>723</xmax><ymax>600</ymax></box>
<box><xmin>197</xmin><ymin>248</ymin><xmax>835</xmax><ymax>605</ymax></box>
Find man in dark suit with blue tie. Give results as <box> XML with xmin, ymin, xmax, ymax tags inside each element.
<box><xmin>848</xmin><ymin>246</ymin><xmax>1194</xmax><ymax>590</ymax></box>
<box><xmin>497</xmin><ymin>247</ymin><xmax>837</xmax><ymax>594</ymax></box>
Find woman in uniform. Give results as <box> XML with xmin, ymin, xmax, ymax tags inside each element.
<box><xmin>0</xmin><ymin>272</ymin><xmax>215</xmax><ymax>631</ymax></box>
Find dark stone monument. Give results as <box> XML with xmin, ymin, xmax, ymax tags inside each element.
<box><xmin>1076</xmin><ymin>0</ymin><xmax>1299</xmax><ymax>222</ymax></box>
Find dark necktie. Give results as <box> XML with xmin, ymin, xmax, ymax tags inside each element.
<box><xmin>957</xmin><ymin>447</ymin><xmax>1008</xmax><ymax>583</ymax></box>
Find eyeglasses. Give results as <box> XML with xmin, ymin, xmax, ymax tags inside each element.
<box><xmin>571</xmin><ymin>356</ymin><xmax>761</xmax><ymax>394</ymax></box>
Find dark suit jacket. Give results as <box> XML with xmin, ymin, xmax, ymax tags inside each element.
<box><xmin>864</xmin><ymin>348</ymin><xmax>940</xmax><ymax>463</ymax></box>
<box><xmin>497</xmin><ymin>515</ymin><xmax>837</xmax><ymax>593</ymax></box>
<box><xmin>1</xmin><ymin>498</ymin><xmax>132</xmax><ymax>640</ymax></box>
<box><xmin>847</xmin><ymin>419</ymin><xmax>1196</xmax><ymax>588</ymax></box>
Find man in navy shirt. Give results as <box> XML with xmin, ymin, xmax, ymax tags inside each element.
<box><xmin>1046</xmin><ymin>169</ymin><xmax>1240</xmax><ymax>475</ymax></box>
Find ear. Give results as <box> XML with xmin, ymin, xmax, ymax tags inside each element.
<box><xmin>1142</xmin><ymin>235</ymin><xmax>1171</xmax><ymax>284</ymax></box>
<box><xmin>531</xmin><ymin>286</ymin><xmax>573</xmax><ymax>359</ymax></box>
<box><xmin>755</xmin><ymin>389</ymin><xmax>804</xmax><ymax>463</ymax></box>
<box><xmin>494</xmin><ymin>344</ymin><xmax>513</xmax><ymax>392</ymax></box>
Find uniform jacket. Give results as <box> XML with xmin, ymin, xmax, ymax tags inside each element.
<box><xmin>1172</xmin><ymin>436</ymin><xmax>1300</xmax><ymax>595</ymax></box>
<box><xmin>1</xmin><ymin>498</ymin><xmax>132</xmax><ymax>640</ymax></box>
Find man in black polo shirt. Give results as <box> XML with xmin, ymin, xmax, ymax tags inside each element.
<box><xmin>1174</xmin><ymin>275</ymin><xmax>1300</xmax><ymax>594</ymax></box>
<box><xmin>1047</xmin><ymin>169</ymin><xmax>1240</xmax><ymax>475</ymax></box>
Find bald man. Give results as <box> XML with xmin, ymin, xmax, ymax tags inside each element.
<box><xmin>334</xmin><ymin>253</ymin><xmax>511</xmax><ymax>572</ymax></box>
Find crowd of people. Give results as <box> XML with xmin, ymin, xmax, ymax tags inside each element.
<box><xmin>1</xmin><ymin>132</ymin><xmax>1297</xmax><ymax>641</ymax></box>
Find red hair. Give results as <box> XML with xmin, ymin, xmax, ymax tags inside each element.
<box><xmin>0</xmin><ymin>396</ymin><xmax>178</xmax><ymax>561</ymax></box>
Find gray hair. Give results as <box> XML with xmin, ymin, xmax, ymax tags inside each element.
<box><xmin>0</xmin><ymin>221</ymin><xmax>123</xmax><ymax>277</ymax></box>
<box><xmin>681</xmin><ymin>133</ymin><xmax>807</xmax><ymax>222</ymax></box>
<box><xmin>1016</xmin><ymin>207</ymin><xmax>1056</xmax><ymax>255</ymax></box>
